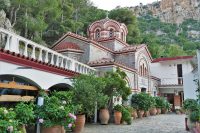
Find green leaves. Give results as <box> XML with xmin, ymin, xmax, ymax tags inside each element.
<box><xmin>15</xmin><ymin>102</ymin><xmax>35</xmax><ymax>126</ymax></box>
<box><xmin>72</xmin><ymin>74</ymin><xmax>108</xmax><ymax>116</ymax></box>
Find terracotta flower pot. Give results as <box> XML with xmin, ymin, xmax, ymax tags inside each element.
<box><xmin>161</xmin><ymin>108</ymin><xmax>167</xmax><ymax>114</ymax></box>
<box><xmin>73</xmin><ymin>114</ymin><xmax>85</xmax><ymax>133</ymax></box>
<box><xmin>114</xmin><ymin>111</ymin><xmax>122</xmax><ymax>125</ymax></box>
<box><xmin>42</xmin><ymin>125</ymin><xmax>64</xmax><ymax>133</ymax></box>
<box><xmin>99</xmin><ymin>108</ymin><xmax>110</xmax><ymax>125</ymax></box>
<box><xmin>157</xmin><ymin>108</ymin><xmax>161</xmax><ymax>114</ymax></box>
<box><xmin>150</xmin><ymin>108</ymin><xmax>157</xmax><ymax>115</ymax></box>
<box><xmin>137</xmin><ymin>110</ymin><xmax>144</xmax><ymax>118</ymax></box>
<box><xmin>132</xmin><ymin>110</ymin><xmax>138</xmax><ymax>119</ymax></box>
<box><xmin>144</xmin><ymin>111</ymin><xmax>150</xmax><ymax>117</ymax></box>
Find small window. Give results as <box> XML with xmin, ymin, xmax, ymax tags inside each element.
<box><xmin>109</xmin><ymin>29</ymin><xmax>114</xmax><ymax>38</ymax></box>
<box><xmin>95</xmin><ymin>29</ymin><xmax>100</xmax><ymax>39</ymax></box>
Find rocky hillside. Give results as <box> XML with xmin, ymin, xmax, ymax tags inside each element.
<box><xmin>0</xmin><ymin>10</ymin><xmax>12</xmax><ymax>31</ymax></box>
<box><xmin>130</xmin><ymin>0</ymin><xmax>200</xmax><ymax>24</ymax></box>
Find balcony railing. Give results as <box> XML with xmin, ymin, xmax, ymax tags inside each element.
<box><xmin>160</xmin><ymin>77</ymin><xmax>183</xmax><ymax>86</ymax></box>
<box><xmin>0</xmin><ymin>28</ymin><xmax>96</xmax><ymax>74</ymax></box>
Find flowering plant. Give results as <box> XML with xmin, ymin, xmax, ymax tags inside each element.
<box><xmin>35</xmin><ymin>91</ymin><xmax>77</xmax><ymax>129</ymax></box>
<box><xmin>0</xmin><ymin>107</ymin><xmax>20</xmax><ymax>132</ymax></box>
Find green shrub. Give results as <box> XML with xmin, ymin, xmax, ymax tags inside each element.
<box><xmin>154</xmin><ymin>97</ymin><xmax>165</xmax><ymax>108</ymax></box>
<box><xmin>183</xmin><ymin>99</ymin><xmax>198</xmax><ymax>111</ymax></box>
<box><xmin>0</xmin><ymin>107</ymin><xmax>20</xmax><ymax>132</ymax></box>
<box><xmin>15</xmin><ymin>102</ymin><xmax>35</xmax><ymax>126</ymax></box>
<box><xmin>114</xmin><ymin>104</ymin><xmax>124</xmax><ymax>112</ymax></box>
<box><xmin>131</xmin><ymin>93</ymin><xmax>154</xmax><ymax>111</ymax></box>
<box><xmin>190</xmin><ymin>109</ymin><xmax>200</xmax><ymax>122</ymax></box>
<box><xmin>122</xmin><ymin>108</ymin><xmax>132</xmax><ymax>125</ymax></box>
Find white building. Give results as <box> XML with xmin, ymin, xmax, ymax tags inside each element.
<box><xmin>151</xmin><ymin>56</ymin><xmax>194</xmax><ymax>109</ymax></box>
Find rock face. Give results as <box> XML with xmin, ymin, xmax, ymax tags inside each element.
<box><xmin>0</xmin><ymin>10</ymin><xmax>12</xmax><ymax>31</ymax></box>
<box><xmin>130</xmin><ymin>0</ymin><xmax>200</xmax><ymax>24</ymax></box>
<box><xmin>0</xmin><ymin>10</ymin><xmax>13</xmax><ymax>48</ymax></box>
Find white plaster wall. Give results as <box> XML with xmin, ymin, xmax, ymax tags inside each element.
<box><xmin>151</xmin><ymin>60</ymin><xmax>193</xmax><ymax>85</ymax></box>
<box><xmin>183</xmin><ymin>72</ymin><xmax>197</xmax><ymax>100</ymax></box>
<box><xmin>0</xmin><ymin>61</ymin><xmax>73</xmax><ymax>90</ymax></box>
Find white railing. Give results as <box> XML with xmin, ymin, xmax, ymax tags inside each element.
<box><xmin>160</xmin><ymin>77</ymin><xmax>183</xmax><ymax>85</ymax></box>
<box><xmin>0</xmin><ymin>28</ymin><xmax>96</xmax><ymax>74</ymax></box>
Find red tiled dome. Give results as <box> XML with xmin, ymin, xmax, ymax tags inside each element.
<box><xmin>52</xmin><ymin>42</ymin><xmax>82</xmax><ymax>52</ymax></box>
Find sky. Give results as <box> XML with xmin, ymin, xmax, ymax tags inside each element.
<box><xmin>90</xmin><ymin>0</ymin><xmax>158</xmax><ymax>11</ymax></box>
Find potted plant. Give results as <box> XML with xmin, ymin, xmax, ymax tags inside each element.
<box><xmin>0</xmin><ymin>107</ymin><xmax>20</xmax><ymax>132</ymax></box>
<box><xmin>72</xmin><ymin>74</ymin><xmax>108</xmax><ymax>132</ymax></box>
<box><xmin>154</xmin><ymin>97</ymin><xmax>165</xmax><ymax>114</ymax></box>
<box><xmin>15</xmin><ymin>102</ymin><xmax>35</xmax><ymax>133</ymax></box>
<box><xmin>122</xmin><ymin>107</ymin><xmax>132</xmax><ymax>125</ymax></box>
<box><xmin>189</xmin><ymin>109</ymin><xmax>200</xmax><ymax>130</ymax></box>
<box><xmin>131</xmin><ymin>93</ymin><xmax>152</xmax><ymax>118</ymax></box>
<box><xmin>161</xmin><ymin>100</ymin><xmax>170</xmax><ymax>114</ymax></box>
<box><xmin>113</xmin><ymin>104</ymin><xmax>123</xmax><ymax>125</ymax></box>
<box><xmin>131</xmin><ymin>107</ymin><xmax>138</xmax><ymax>119</ymax></box>
<box><xmin>149</xmin><ymin>97</ymin><xmax>157</xmax><ymax>115</ymax></box>
<box><xmin>35</xmin><ymin>91</ymin><xmax>77</xmax><ymax>133</ymax></box>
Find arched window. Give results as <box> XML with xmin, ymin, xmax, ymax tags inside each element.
<box><xmin>109</xmin><ymin>29</ymin><xmax>114</xmax><ymax>38</ymax></box>
<box><xmin>95</xmin><ymin>29</ymin><xmax>100</xmax><ymax>39</ymax></box>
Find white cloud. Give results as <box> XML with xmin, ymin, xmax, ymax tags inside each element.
<box><xmin>90</xmin><ymin>0</ymin><xmax>158</xmax><ymax>11</ymax></box>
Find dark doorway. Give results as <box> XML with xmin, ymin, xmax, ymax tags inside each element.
<box><xmin>141</xmin><ymin>88</ymin><xmax>147</xmax><ymax>93</ymax></box>
<box><xmin>48</xmin><ymin>83</ymin><xmax>72</xmax><ymax>92</ymax></box>
<box><xmin>177</xmin><ymin>64</ymin><xmax>183</xmax><ymax>85</ymax></box>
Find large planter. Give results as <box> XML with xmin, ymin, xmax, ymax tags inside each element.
<box><xmin>73</xmin><ymin>114</ymin><xmax>85</xmax><ymax>133</ymax></box>
<box><xmin>150</xmin><ymin>108</ymin><xmax>157</xmax><ymax>115</ymax></box>
<box><xmin>114</xmin><ymin>111</ymin><xmax>122</xmax><ymax>125</ymax></box>
<box><xmin>161</xmin><ymin>108</ymin><xmax>167</xmax><ymax>114</ymax></box>
<box><xmin>144</xmin><ymin>111</ymin><xmax>150</xmax><ymax>117</ymax></box>
<box><xmin>157</xmin><ymin>108</ymin><xmax>161</xmax><ymax>114</ymax></box>
<box><xmin>42</xmin><ymin>125</ymin><xmax>65</xmax><ymax>133</ymax></box>
<box><xmin>132</xmin><ymin>110</ymin><xmax>138</xmax><ymax>119</ymax></box>
<box><xmin>99</xmin><ymin>108</ymin><xmax>110</xmax><ymax>125</ymax></box>
<box><xmin>137</xmin><ymin>110</ymin><xmax>144</xmax><ymax>118</ymax></box>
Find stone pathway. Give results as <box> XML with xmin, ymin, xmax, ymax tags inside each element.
<box><xmin>83</xmin><ymin>114</ymin><xmax>189</xmax><ymax>133</ymax></box>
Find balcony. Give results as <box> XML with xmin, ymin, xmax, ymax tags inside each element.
<box><xmin>159</xmin><ymin>77</ymin><xmax>183</xmax><ymax>86</ymax></box>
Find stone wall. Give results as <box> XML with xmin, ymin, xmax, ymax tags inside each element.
<box><xmin>130</xmin><ymin>0</ymin><xmax>200</xmax><ymax>24</ymax></box>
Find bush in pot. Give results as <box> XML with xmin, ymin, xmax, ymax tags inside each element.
<box><xmin>183</xmin><ymin>99</ymin><xmax>198</xmax><ymax>114</ymax></box>
<box><xmin>149</xmin><ymin>97</ymin><xmax>157</xmax><ymax>115</ymax></box>
<box><xmin>72</xmin><ymin>74</ymin><xmax>108</xmax><ymax>132</ymax></box>
<box><xmin>161</xmin><ymin>100</ymin><xmax>171</xmax><ymax>114</ymax></box>
<box><xmin>15</xmin><ymin>102</ymin><xmax>35</xmax><ymax>133</ymax></box>
<box><xmin>113</xmin><ymin>104</ymin><xmax>124</xmax><ymax>125</ymax></box>
<box><xmin>131</xmin><ymin>93</ymin><xmax>152</xmax><ymax>118</ymax></box>
<box><xmin>154</xmin><ymin>97</ymin><xmax>165</xmax><ymax>114</ymax></box>
<box><xmin>189</xmin><ymin>108</ymin><xmax>200</xmax><ymax>130</ymax></box>
<box><xmin>35</xmin><ymin>91</ymin><xmax>77</xmax><ymax>133</ymax></box>
<box><xmin>0</xmin><ymin>107</ymin><xmax>20</xmax><ymax>132</ymax></box>
<box><xmin>121</xmin><ymin>107</ymin><xmax>132</xmax><ymax>125</ymax></box>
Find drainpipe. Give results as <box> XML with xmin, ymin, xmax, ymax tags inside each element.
<box><xmin>197</xmin><ymin>49</ymin><xmax>200</xmax><ymax>103</ymax></box>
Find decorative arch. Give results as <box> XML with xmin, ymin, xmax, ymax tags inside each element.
<box><xmin>0</xmin><ymin>74</ymin><xmax>40</xmax><ymax>102</ymax></box>
<box><xmin>137</xmin><ymin>52</ymin><xmax>150</xmax><ymax>77</ymax></box>
<box><xmin>48</xmin><ymin>83</ymin><xmax>72</xmax><ymax>92</ymax></box>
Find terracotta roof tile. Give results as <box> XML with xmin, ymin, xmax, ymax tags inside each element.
<box><xmin>52</xmin><ymin>41</ymin><xmax>83</xmax><ymax>52</ymax></box>
<box><xmin>152</xmin><ymin>56</ymin><xmax>193</xmax><ymax>63</ymax></box>
<box><xmin>88</xmin><ymin>58</ymin><xmax>136</xmax><ymax>72</ymax></box>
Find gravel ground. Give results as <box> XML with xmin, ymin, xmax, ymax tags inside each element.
<box><xmin>83</xmin><ymin>114</ymin><xmax>189</xmax><ymax>133</ymax></box>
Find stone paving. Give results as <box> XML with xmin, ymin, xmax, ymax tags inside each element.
<box><xmin>83</xmin><ymin>114</ymin><xmax>189</xmax><ymax>133</ymax></box>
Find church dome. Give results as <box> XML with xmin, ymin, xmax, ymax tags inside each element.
<box><xmin>87</xmin><ymin>17</ymin><xmax>128</xmax><ymax>42</ymax></box>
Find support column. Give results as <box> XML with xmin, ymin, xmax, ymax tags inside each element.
<box><xmin>45</xmin><ymin>51</ymin><xmax>49</xmax><ymax>63</ymax></box>
<box><xmin>24</xmin><ymin>42</ymin><xmax>28</xmax><ymax>57</ymax></box>
<box><xmin>38</xmin><ymin>48</ymin><xmax>43</xmax><ymax>61</ymax></box>
<box><xmin>31</xmin><ymin>46</ymin><xmax>36</xmax><ymax>59</ymax></box>
<box><xmin>50</xmin><ymin>54</ymin><xmax>54</xmax><ymax>65</ymax></box>
<box><xmin>56</xmin><ymin>56</ymin><xmax>60</xmax><ymax>67</ymax></box>
<box><xmin>9</xmin><ymin>36</ymin><xmax>19</xmax><ymax>53</ymax></box>
<box><xmin>5</xmin><ymin>34</ymin><xmax>10</xmax><ymax>50</ymax></box>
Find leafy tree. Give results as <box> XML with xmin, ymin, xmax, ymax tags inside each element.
<box><xmin>72</xmin><ymin>74</ymin><xmax>108</xmax><ymax>116</ymax></box>
<box><xmin>103</xmin><ymin>68</ymin><xmax>131</xmax><ymax>109</ymax></box>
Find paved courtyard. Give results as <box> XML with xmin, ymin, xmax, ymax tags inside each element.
<box><xmin>83</xmin><ymin>114</ymin><xmax>189</xmax><ymax>133</ymax></box>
